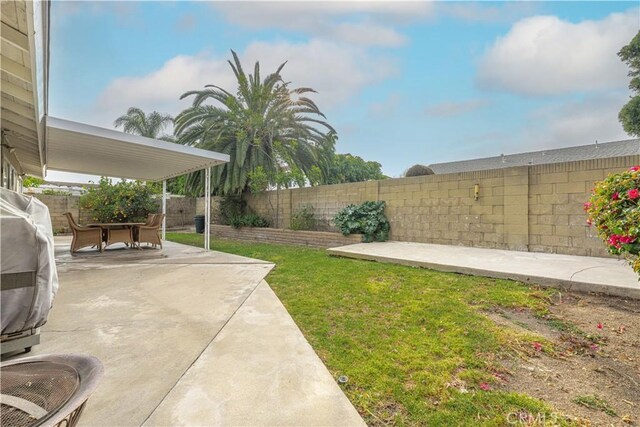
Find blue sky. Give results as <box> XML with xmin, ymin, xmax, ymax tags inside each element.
<box><xmin>48</xmin><ymin>1</ymin><xmax>639</xmax><ymax>181</ymax></box>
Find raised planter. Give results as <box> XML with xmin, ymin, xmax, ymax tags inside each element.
<box><xmin>210</xmin><ymin>225</ymin><xmax>362</xmax><ymax>248</ymax></box>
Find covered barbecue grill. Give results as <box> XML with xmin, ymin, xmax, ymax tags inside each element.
<box><xmin>1</xmin><ymin>188</ymin><xmax>58</xmax><ymax>354</ymax></box>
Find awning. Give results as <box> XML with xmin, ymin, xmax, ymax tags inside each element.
<box><xmin>46</xmin><ymin>116</ymin><xmax>229</xmax><ymax>181</ymax></box>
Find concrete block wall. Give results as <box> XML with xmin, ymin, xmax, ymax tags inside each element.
<box><xmin>245</xmin><ymin>155</ymin><xmax>639</xmax><ymax>256</ymax></box>
<box><xmin>35</xmin><ymin>194</ymin><xmax>196</xmax><ymax>233</ymax></box>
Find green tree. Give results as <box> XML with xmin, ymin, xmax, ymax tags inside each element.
<box><xmin>114</xmin><ymin>108</ymin><xmax>186</xmax><ymax>194</ymax></box>
<box><xmin>114</xmin><ymin>107</ymin><xmax>174</xmax><ymax>141</ymax></box>
<box><xmin>619</xmin><ymin>31</ymin><xmax>640</xmax><ymax>137</ymax></box>
<box><xmin>174</xmin><ymin>50</ymin><xmax>335</xmax><ymax>196</ymax></box>
<box><xmin>323</xmin><ymin>153</ymin><xmax>386</xmax><ymax>184</ymax></box>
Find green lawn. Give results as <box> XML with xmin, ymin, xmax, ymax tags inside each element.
<box><xmin>167</xmin><ymin>233</ymin><xmax>567</xmax><ymax>426</ymax></box>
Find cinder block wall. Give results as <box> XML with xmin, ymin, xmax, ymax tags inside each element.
<box><xmin>244</xmin><ymin>156</ymin><xmax>639</xmax><ymax>257</ymax></box>
<box><xmin>35</xmin><ymin>194</ymin><xmax>196</xmax><ymax>232</ymax></box>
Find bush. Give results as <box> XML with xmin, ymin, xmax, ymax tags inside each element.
<box><xmin>405</xmin><ymin>164</ymin><xmax>434</xmax><ymax>177</ymax></box>
<box><xmin>41</xmin><ymin>189</ymin><xmax>71</xmax><ymax>196</ymax></box>
<box><xmin>585</xmin><ymin>166</ymin><xmax>640</xmax><ymax>275</ymax></box>
<box><xmin>79</xmin><ymin>177</ymin><xmax>156</xmax><ymax>223</ymax></box>
<box><xmin>334</xmin><ymin>201</ymin><xmax>390</xmax><ymax>242</ymax></box>
<box><xmin>290</xmin><ymin>205</ymin><xmax>316</xmax><ymax>231</ymax></box>
<box><xmin>219</xmin><ymin>194</ymin><xmax>247</xmax><ymax>225</ymax></box>
<box><xmin>230</xmin><ymin>213</ymin><xmax>269</xmax><ymax>229</ymax></box>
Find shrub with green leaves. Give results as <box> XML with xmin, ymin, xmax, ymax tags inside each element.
<box><xmin>79</xmin><ymin>177</ymin><xmax>156</xmax><ymax>223</ymax></box>
<box><xmin>290</xmin><ymin>205</ymin><xmax>316</xmax><ymax>231</ymax></box>
<box><xmin>229</xmin><ymin>213</ymin><xmax>269</xmax><ymax>229</ymax></box>
<box><xmin>219</xmin><ymin>194</ymin><xmax>247</xmax><ymax>225</ymax></box>
<box><xmin>334</xmin><ymin>201</ymin><xmax>390</xmax><ymax>242</ymax></box>
<box><xmin>585</xmin><ymin>166</ymin><xmax>640</xmax><ymax>275</ymax></box>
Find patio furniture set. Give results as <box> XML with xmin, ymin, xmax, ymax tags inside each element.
<box><xmin>64</xmin><ymin>212</ymin><xmax>164</xmax><ymax>254</ymax></box>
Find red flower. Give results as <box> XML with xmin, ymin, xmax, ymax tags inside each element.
<box><xmin>630</xmin><ymin>166</ymin><xmax>640</xmax><ymax>172</ymax></box>
<box><xmin>583</xmin><ymin>202</ymin><xmax>592</xmax><ymax>211</ymax></box>
<box><xmin>619</xmin><ymin>235</ymin><xmax>636</xmax><ymax>245</ymax></box>
<box><xmin>597</xmin><ymin>323</ymin><xmax>603</xmax><ymax>329</ymax></box>
<box><xmin>532</xmin><ymin>342</ymin><xmax>543</xmax><ymax>351</ymax></box>
<box><xmin>628</xmin><ymin>189</ymin><xmax>640</xmax><ymax>199</ymax></box>
<box><xmin>612</xmin><ymin>192</ymin><xmax>620</xmax><ymax>200</ymax></box>
<box><xmin>479</xmin><ymin>382</ymin><xmax>491</xmax><ymax>391</ymax></box>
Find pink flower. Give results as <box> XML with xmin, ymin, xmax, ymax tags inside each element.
<box><xmin>628</xmin><ymin>189</ymin><xmax>640</xmax><ymax>199</ymax></box>
<box><xmin>619</xmin><ymin>235</ymin><xmax>636</xmax><ymax>244</ymax></box>
<box><xmin>479</xmin><ymin>382</ymin><xmax>491</xmax><ymax>391</ymax></box>
<box><xmin>583</xmin><ymin>202</ymin><xmax>592</xmax><ymax>211</ymax></box>
<box><xmin>590</xmin><ymin>344</ymin><xmax>599</xmax><ymax>351</ymax></box>
<box><xmin>586</xmin><ymin>219</ymin><xmax>592</xmax><ymax>226</ymax></box>
<box><xmin>597</xmin><ymin>323</ymin><xmax>603</xmax><ymax>329</ymax></box>
<box><xmin>612</xmin><ymin>192</ymin><xmax>620</xmax><ymax>200</ymax></box>
<box><xmin>532</xmin><ymin>342</ymin><xmax>543</xmax><ymax>352</ymax></box>
<box><xmin>630</xmin><ymin>166</ymin><xmax>640</xmax><ymax>172</ymax></box>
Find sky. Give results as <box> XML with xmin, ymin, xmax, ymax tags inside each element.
<box><xmin>47</xmin><ymin>0</ymin><xmax>640</xmax><ymax>182</ymax></box>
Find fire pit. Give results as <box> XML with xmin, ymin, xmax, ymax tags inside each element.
<box><xmin>1</xmin><ymin>354</ymin><xmax>103</xmax><ymax>427</ymax></box>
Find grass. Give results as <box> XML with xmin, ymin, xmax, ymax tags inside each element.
<box><xmin>573</xmin><ymin>395</ymin><xmax>617</xmax><ymax>417</ymax></box>
<box><xmin>167</xmin><ymin>233</ymin><xmax>570</xmax><ymax>426</ymax></box>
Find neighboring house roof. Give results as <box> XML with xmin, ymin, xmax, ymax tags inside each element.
<box><xmin>428</xmin><ymin>139</ymin><xmax>640</xmax><ymax>174</ymax></box>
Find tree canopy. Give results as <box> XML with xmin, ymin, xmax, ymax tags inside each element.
<box><xmin>619</xmin><ymin>31</ymin><xmax>640</xmax><ymax>137</ymax></box>
<box><xmin>114</xmin><ymin>107</ymin><xmax>174</xmax><ymax>141</ymax></box>
<box><xmin>321</xmin><ymin>153</ymin><xmax>386</xmax><ymax>184</ymax></box>
<box><xmin>174</xmin><ymin>50</ymin><xmax>335</xmax><ymax>196</ymax></box>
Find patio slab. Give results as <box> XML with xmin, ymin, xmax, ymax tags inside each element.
<box><xmin>9</xmin><ymin>237</ymin><xmax>364</xmax><ymax>426</ymax></box>
<box><xmin>328</xmin><ymin>241</ymin><xmax>639</xmax><ymax>299</ymax></box>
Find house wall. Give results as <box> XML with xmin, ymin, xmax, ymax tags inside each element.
<box><xmin>243</xmin><ymin>155</ymin><xmax>639</xmax><ymax>257</ymax></box>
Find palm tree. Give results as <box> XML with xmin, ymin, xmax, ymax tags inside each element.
<box><xmin>114</xmin><ymin>107</ymin><xmax>174</xmax><ymax>141</ymax></box>
<box><xmin>174</xmin><ymin>50</ymin><xmax>336</xmax><ymax>196</ymax></box>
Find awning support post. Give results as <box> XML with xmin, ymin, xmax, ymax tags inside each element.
<box><xmin>162</xmin><ymin>179</ymin><xmax>167</xmax><ymax>241</ymax></box>
<box><xmin>204</xmin><ymin>167</ymin><xmax>211</xmax><ymax>251</ymax></box>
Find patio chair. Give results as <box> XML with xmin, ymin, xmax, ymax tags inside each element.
<box><xmin>65</xmin><ymin>212</ymin><xmax>102</xmax><ymax>254</ymax></box>
<box><xmin>135</xmin><ymin>213</ymin><xmax>164</xmax><ymax>248</ymax></box>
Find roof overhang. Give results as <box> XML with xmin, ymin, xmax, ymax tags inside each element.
<box><xmin>0</xmin><ymin>0</ymin><xmax>50</xmax><ymax>177</ymax></box>
<box><xmin>45</xmin><ymin>116</ymin><xmax>229</xmax><ymax>181</ymax></box>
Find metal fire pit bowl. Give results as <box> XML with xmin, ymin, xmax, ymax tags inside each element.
<box><xmin>1</xmin><ymin>354</ymin><xmax>104</xmax><ymax>427</ymax></box>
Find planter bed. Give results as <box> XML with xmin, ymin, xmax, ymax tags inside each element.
<box><xmin>210</xmin><ymin>225</ymin><xmax>362</xmax><ymax>248</ymax></box>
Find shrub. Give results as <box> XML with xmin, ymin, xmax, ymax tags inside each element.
<box><xmin>229</xmin><ymin>213</ymin><xmax>269</xmax><ymax>229</ymax></box>
<box><xmin>585</xmin><ymin>166</ymin><xmax>640</xmax><ymax>275</ymax></box>
<box><xmin>334</xmin><ymin>201</ymin><xmax>390</xmax><ymax>242</ymax></box>
<box><xmin>290</xmin><ymin>205</ymin><xmax>316</xmax><ymax>231</ymax></box>
<box><xmin>405</xmin><ymin>164</ymin><xmax>434</xmax><ymax>177</ymax></box>
<box><xmin>219</xmin><ymin>194</ymin><xmax>247</xmax><ymax>225</ymax></box>
<box><xmin>79</xmin><ymin>177</ymin><xmax>156</xmax><ymax>223</ymax></box>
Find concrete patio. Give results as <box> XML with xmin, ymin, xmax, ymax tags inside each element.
<box><xmin>11</xmin><ymin>237</ymin><xmax>364</xmax><ymax>426</ymax></box>
<box><xmin>328</xmin><ymin>241</ymin><xmax>639</xmax><ymax>299</ymax></box>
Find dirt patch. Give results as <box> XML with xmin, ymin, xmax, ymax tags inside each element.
<box><xmin>487</xmin><ymin>292</ymin><xmax>640</xmax><ymax>426</ymax></box>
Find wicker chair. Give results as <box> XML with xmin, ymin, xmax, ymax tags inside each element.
<box><xmin>135</xmin><ymin>213</ymin><xmax>164</xmax><ymax>249</ymax></box>
<box><xmin>64</xmin><ymin>212</ymin><xmax>102</xmax><ymax>254</ymax></box>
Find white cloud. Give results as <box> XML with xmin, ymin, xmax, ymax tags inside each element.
<box><xmin>332</xmin><ymin>21</ymin><xmax>407</xmax><ymax>47</ymax></box>
<box><xmin>519</xmin><ymin>92</ymin><xmax>631</xmax><ymax>150</ymax></box>
<box><xmin>209</xmin><ymin>1</ymin><xmax>430</xmax><ymax>47</ymax></box>
<box><xmin>439</xmin><ymin>2</ymin><xmax>538</xmax><ymax>24</ymax></box>
<box><xmin>425</xmin><ymin>99</ymin><xmax>489</xmax><ymax>117</ymax></box>
<box><xmin>92</xmin><ymin>40</ymin><xmax>398</xmax><ymax>128</ymax></box>
<box><xmin>477</xmin><ymin>10</ymin><xmax>638</xmax><ymax>95</ymax></box>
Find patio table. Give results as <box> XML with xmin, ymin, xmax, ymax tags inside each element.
<box><xmin>88</xmin><ymin>223</ymin><xmax>145</xmax><ymax>249</ymax></box>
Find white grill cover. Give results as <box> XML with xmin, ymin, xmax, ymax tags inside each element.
<box><xmin>1</xmin><ymin>189</ymin><xmax>58</xmax><ymax>334</ymax></box>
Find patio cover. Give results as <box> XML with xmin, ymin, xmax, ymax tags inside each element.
<box><xmin>46</xmin><ymin>116</ymin><xmax>228</xmax><ymax>181</ymax></box>
<box><xmin>45</xmin><ymin>116</ymin><xmax>228</xmax><ymax>250</ymax></box>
